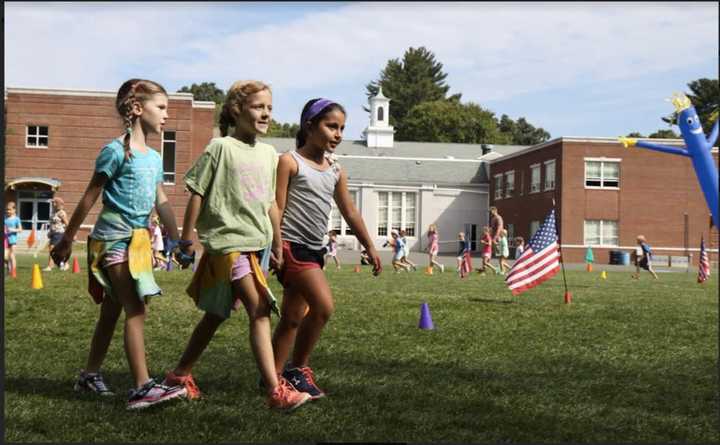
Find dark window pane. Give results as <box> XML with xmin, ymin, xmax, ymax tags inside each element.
<box><xmin>39</xmin><ymin>126</ymin><xmax>48</xmax><ymax>136</ymax></box>
<box><xmin>163</xmin><ymin>143</ymin><xmax>175</xmax><ymax>173</ymax></box>
<box><xmin>38</xmin><ymin>137</ymin><xmax>48</xmax><ymax>146</ymax></box>
<box><xmin>21</xmin><ymin>221</ymin><xmax>33</xmax><ymax>230</ymax></box>
<box><xmin>19</xmin><ymin>202</ymin><xmax>33</xmax><ymax>220</ymax></box>
<box><xmin>603</xmin><ymin>180</ymin><xmax>619</xmax><ymax>188</ymax></box>
<box><xmin>586</xmin><ymin>180</ymin><xmax>601</xmax><ymax>187</ymax></box>
<box><xmin>37</xmin><ymin>202</ymin><xmax>50</xmax><ymax>220</ymax></box>
<box><xmin>27</xmin><ymin>136</ymin><xmax>36</xmax><ymax>146</ymax></box>
<box><xmin>378</xmin><ymin>227</ymin><xmax>387</xmax><ymax>236</ymax></box>
<box><xmin>164</xmin><ymin>131</ymin><xmax>176</xmax><ymax>141</ymax></box>
<box><xmin>163</xmin><ymin>173</ymin><xmax>175</xmax><ymax>183</ymax></box>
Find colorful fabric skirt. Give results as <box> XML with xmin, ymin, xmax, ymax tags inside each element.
<box><xmin>87</xmin><ymin>229</ymin><xmax>161</xmax><ymax>304</ymax></box>
<box><xmin>186</xmin><ymin>247</ymin><xmax>279</xmax><ymax>320</ymax></box>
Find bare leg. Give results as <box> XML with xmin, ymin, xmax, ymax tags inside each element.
<box><xmin>232</xmin><ymin>274</ymin><xmax>280</xmax><ymax>393</ymax></box>
<box><xmin>173</xmin><ymin>312</ymin><xmax>225</xmax><ymax>376</ymax></box>
<box><xmin>84</xmin><ymin>296</ymin><xmax>123</xmax><ymax>373</ymax></box>
<box><xmin>272</xmin><ymin>284</ymin><xmax>309</xmax><ymax>372</ymax></box>
<box><xmin>287</xmin><ymin>269</ymin><xmax>334</xmax><ymax>368</ymax></box>
<box><xmin>105</xmin><ymin>262</ymin><xmax>150</xmax><ymax>388</ymax></box>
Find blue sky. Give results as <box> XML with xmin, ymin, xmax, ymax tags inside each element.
<box><xmin>5</xmin><ymin>2</ymin><xmax>719</xmax><ymax>141</ymax></box>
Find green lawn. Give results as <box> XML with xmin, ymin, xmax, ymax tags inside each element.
<box><xmin>4</xmin><ymin>254</ymin><xmax>719</xmax><ymax>443</ymax></box>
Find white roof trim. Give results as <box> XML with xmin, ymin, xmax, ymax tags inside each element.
<box><xmin>7</xmin><ymin>87</ymin><xmax>194</xmax><ymax>101</ymax></box>
<box><xmin>337</xmin><ymin>154</ymin><xmax>483</xmax><ymax>163</ymax></box>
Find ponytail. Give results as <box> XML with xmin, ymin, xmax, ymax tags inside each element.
<box><xmin>115</xmin><ymin>78</ymin><xmax>167</xmax><ymax>162</ymax></box>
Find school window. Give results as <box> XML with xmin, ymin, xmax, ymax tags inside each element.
<box><xmin>464</xmin><ymin>223</ymin><xmax>478</xmax><ymax>251</ymax></box>
<box><xmin>530</xmin><ymin>164</ymin><xmax>541</xmax><ymax>193</ymax></box>
<box><xmin>161</xmin><ymin>130</ymin><xmax>176</xmax><ymax>184</ymax></box>
<box><xmin>494</xmin><ymin>174</ymin><xmax>503</xmax><ymax>200</ymax></box>
<box><xmin>585</xmin><ymin>160</ymin><xmax>620</xmax><ymax>189</ymax></box>
<box><xmin>544</xmin><ymin>160</ymin><xmax>556</xmax><ymax>190</ymax></box>
<box><xmin>529</xmin><ymin>220</ymin><xmax>540</xmax><ymax>239</ymax></box>
<box><xmin>584</xmin><ymin>220</ymin><xmax>619</xmax><ymax>246</ymax></box>
<box><xmin>377</xmin><ymin>191</ymin><xmax>417</xmax><ymax>237</ymax></box>
<box><xmin>504</xmin><ymin>170</ymin><xmax>515</xmax><ymax>198</ymax></box>
<box><xmin>26</xmin><ymin>125</ymin><xmax>49</xmax><ymax>148</ymax></box>
<box><xmin>328</xmin><ymin>190</ymin><xmax>358</xmax><ymax>236</ymax></box>
<box><xmin>506</xmin><ymin>223</ymin><xmax>515</xmax><ymax>243</ymax></box>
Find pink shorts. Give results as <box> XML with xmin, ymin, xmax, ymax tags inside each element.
<box><xmin>230</xmin><ymin>253</ymin><xmax>252</xmax><ymax>282</ymax></box>
<box><xmin>429</xmin><ymin>244</ymin><xmax>439</xmax><ymax>256</ymax></box>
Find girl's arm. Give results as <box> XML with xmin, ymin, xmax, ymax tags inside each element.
<box><xmin>274</xmin><ymin>153</ymin><xmax>297</xmax><ymax>217</ymax></box>
<box><xmin>268</xmin><ymin>202</ymin><xmax>283</xmax><ymax>270</ymax></box>
<box><xmin>334</xmin><ymin>167</ymin><xmax>382</xmax><ymax>275</ymax></box>
<box><xmin>51</xmin><ymin>172</ymin><xmax>108</xmax><ymax>264</ymax></box>
<box><xmin>179</xmin><ymin>193</ymin><xmax>203</xmax><ymax>253</ymax></box>
<box><xmin>59</xmin><ymin>210</ymin><xmax>69</xmax><ymax>226</ymax></box>
<box><xmin>155</xmin><ymin>184</ymin><xmax>180</xmax><ymax>242</ymax></box>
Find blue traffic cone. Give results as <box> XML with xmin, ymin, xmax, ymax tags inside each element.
<box><xmin>418</xmin><ymin>302</ymin><xmax>434</xmax><ymax>330</ymax></box>
<box><xmin>166</xmin><ymin>257</ymin><xmax>174</xmax><ymax>271</ymax></box>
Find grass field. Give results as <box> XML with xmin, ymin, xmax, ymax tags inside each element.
<box><xmin>4</xmin><ymin>254</ymin><xmax>719</xmax><ymax>443</ymax></box>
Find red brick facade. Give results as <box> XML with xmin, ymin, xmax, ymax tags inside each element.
<box><xmin>4</xmin><ymin>88</ymin><xmax>215</xmax><ymax>240</ymax></box>
<box><xmin>490</xmin><ymin>138</ymin><xmax>719</xmax><ymax>265</ymax></box>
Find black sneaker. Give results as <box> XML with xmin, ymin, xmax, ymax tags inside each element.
<box><xmin>74</xmin><ymin>370</ymin><xmax>115</xmax><ymax>396</ymax></box>
<box><xmin>126</xmin><ymin>378</ymin><xmax>187</xmax><ymax>410</ymax></box>
<box><xmin>282</xmin><ymin>366</ymin><xmax>326</xmax><ymax>400</ymax></box>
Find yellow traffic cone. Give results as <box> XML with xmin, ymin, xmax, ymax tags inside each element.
<box><xmin>600</xmin><ymin>270</ymin><xmax>607</xmax><ymax>280</ymax></box>
<box><xmin>31</xmin><ymin>264</ymin><xmax>44</xmax><ymax>289</ymax></box>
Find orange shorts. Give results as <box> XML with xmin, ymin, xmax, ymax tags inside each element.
<box><xmin>277</xmin><ymin>240</ymin><xmax>325</xmax><ymax>287</ymax></box>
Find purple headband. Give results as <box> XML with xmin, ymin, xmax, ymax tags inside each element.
<box><xmin>301</xmin><ymin>98</ymin><xmax>336</xmax><ymax>124</ymax></box>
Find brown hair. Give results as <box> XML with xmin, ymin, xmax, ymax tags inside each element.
<box><xmin>115</xmin><ymin>79</ymin><xmax>168</xmax><ymax>162</ymax></box>
<box><xmin>219</xmin><ymin>80</ymin><xmax>271</xmax><ymax>137</ymax></box>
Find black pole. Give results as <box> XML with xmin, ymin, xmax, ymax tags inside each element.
<box><xmin>553</xmin><ymin>197</ymin><xmax>570</xmax><ymax>296</ymax></box>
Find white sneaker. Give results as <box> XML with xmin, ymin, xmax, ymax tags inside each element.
<box><xmin>43</xmin><ymin>266</ymin><xmax>53</xmax><ymax>272</ymax></box>
<box><xmin>440</xmin><ymin>264</ymin><xmax>445</xmax><ymax>273</ymax></box>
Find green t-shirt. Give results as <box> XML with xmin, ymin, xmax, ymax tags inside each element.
<box><xmin>185</xmin><ymin>136</ymin><xmax>278</xmax><ymax>254</ymax></box>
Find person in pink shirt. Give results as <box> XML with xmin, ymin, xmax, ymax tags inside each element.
<box><xmin>425</xmin><ymin>224</ymin><xmax>444</xmax><ymax>273</ymax></box>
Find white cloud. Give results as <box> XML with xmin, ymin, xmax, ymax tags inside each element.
<box><xmin>5</xmin><ymin>2</ymin><xmax>718</xmax><ymax>138</ymax></box>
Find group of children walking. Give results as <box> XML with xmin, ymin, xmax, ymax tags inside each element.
<box><xmin>49</xmin><ymin>79</ymin><xmax>382</xmax><ymax>413</ymax></box>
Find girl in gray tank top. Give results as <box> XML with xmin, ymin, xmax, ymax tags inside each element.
<box><xmin>271</xmin><ymin>98</ymin><xmax>383</xmax><ymax>400</ymax></box>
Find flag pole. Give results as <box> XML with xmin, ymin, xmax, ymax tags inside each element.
<box><xmin>553</xmin><ymin>197</ymin><xmax>571</xmax><ymax>303</ymax></box>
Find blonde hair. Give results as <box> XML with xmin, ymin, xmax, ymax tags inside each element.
<box><xmin>115</xmin><ymin>79</ymin><xmax>168</xmax><ymax>162</ymax></box>
<box><xmin>428</xmin><ymin>223</ymin><xmax>437</xmax><ymax>233</ymax></box>
<box><xmin>219</xmin><ymin>80</ymin><xmax>271</xmax><ymax>137</ymax></box>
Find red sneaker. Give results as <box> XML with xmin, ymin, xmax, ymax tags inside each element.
<box><xmin>267</xmin><ymin>376</ymin><xmax>311</xmax><ymax>412</ymax></box>
<box><xmin>163</xmin><ymin>370</ymin><xmax>201</xmax><ymax>400</ymax></box>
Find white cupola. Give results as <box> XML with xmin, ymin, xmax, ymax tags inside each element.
<box><xmin>365</xmin><ymin>86</ymin><xmax>395</xmax><ymax>148</ymax></box>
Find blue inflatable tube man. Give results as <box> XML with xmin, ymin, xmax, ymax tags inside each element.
<box><xmin>619</xmin><ymin>93</ymin><xmax>719</xmax><ymax>228</ymax></box>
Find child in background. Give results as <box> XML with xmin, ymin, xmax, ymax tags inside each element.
<box><xmin>497</xmin><ymin>228</ymin><xmax>511</xmax><ymax>274</ymax></box>
<box><xmin>390</xmin><ymin>229</ymin><xmax>411</xmax><ymax>272</ymax></box>
<box><xmin>163</xmin><ymin>80</ymin><xmax>310</xmax><ymax>412</ymax></box>
<box><xmin>323</xmin><ymin>230</ymin><xmax>340</xmax><ymax>270</ymax></box>
<box><xmin>4</xmin><ymin>202</ymin><xmax>22</xmax><ymax>275</ymax></box>
<box><xmin>150</xmin><ymin>215</ymin><xmax>166</xmax><ymax>270</ymax></box>
<box><xmin>456</xmin><ymin>232</ymin><xmax>468</xmax><ymax>276</ymax></box>
<box><xmin>50</xmin><ymin>79</ymin><xmax>186</xmax><ymax>410</ymax></box>
<box><xmin>271</xmin><ymin>97</ymin><xmax>382</xmax><ymax>400</ymax></box>
<box><xmin>514</xmin><ymin>236</ymin><xmax>525</xmax><ymax>259</ymax></box>
<box><xmin>426</xmin><ymin>223</ymin><xmax>444</xmax><ymax>273</ymax></box>
<box><xmin>400</xmin><ymin>229</ymin><xmax>417</xmax><ymax>271</ymax></box>
<box><xmin>632</xmin><ymin>234</ymin><xmax>659</xmax><ymax>280</ymax></box>
<box><xmin>45</xmin><ymin>197</ymin><xmax>69</xmax><ymax>271</ymax></box>
<box><xmin>478</xmin><ymin>226</ymin><xmax>498</xmax><ymax>275</ymax></box>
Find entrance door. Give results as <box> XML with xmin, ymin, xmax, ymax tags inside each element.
<box><xmin>464</xmin><ymin>223</ymin><xmax>477</xmax><ymax>251</ymax></box>
<box><xmin>17</xmin><ymin>190</ymin><xmax>53</xmax><ymax>243</ymax></box>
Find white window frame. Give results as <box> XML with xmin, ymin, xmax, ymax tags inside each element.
<box><xmin>544</xmin><ymin>159</ymin><xmax>556</xmax><ymax>191</ymax></box>
<box><xmin>376</xmin><ymin>191</ymin><xmax>417</xmax><ymax>237</ymax></box>
<box><xmin>504</xmin><ymin>170</ymin><xmax>515</xmax><ymax>198</ymax></box>
<box><xmin>584</xmin><ymin>158</ymin><xmax>620</xmax><ymax>190</ymax></box>
<box><xmin>161</xmin><ymin>130</ymin><xmax>176</xmax><ymax>185</ymax></box>
<box><xmin>529</xmin><ymin>220</ymin><xmax>540</xmax><ymax>238</ymax></box>
<box><xmin>583</xmin><ymin>219</ymin><xmax>619</xmax><ymax>246</ymax></box>
<box><xmin>26</xmin><ymin>125</ymin><xmax>49</xmax><ymax>148</ymax></box>
<box><xmin>530</xmin><ymin>163</ymin><xmax>541</xmax><ymax>193</ymax></box>
<box><xmin>329</xmin><ymin>190</ymin><xmax>358</xmax><ymax>236</ymax></box>
<box><xmin>493</xmin><ymin>174</ymin><xmax>503</xmax><ymax>200</ymax></box>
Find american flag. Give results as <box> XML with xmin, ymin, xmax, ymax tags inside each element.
<box><xmin>505</xmin><ymin>209</ymin><xmax>560</xmax><ymax>295</ymax></box>
<box><xmin>698</xmin><ymin>237</ymin><xmax>710</xmax><ymax>283</ymax></box>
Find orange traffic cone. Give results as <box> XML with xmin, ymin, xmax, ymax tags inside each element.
<box><xmin>586</xmin><ymin>263</ymin><xmax>592</xmax><ymax>272</ymax></box>
<box><xmin>564</xmin><ymin>291</ymin><xmax>572</xmax><ymax>304</ymax></box>
<box><xmin>354</xmin><ymin>265</ymin><xmax>361</xmax><ymax>273</ymax></box>
<box><xmin>72</xmin><ymin>257</ymin><xmax>81</xmax><ymax>273</ymax></box>
<box><xmin>11</xmin><ymin>265</ymin><xmax>17</xmax><ymax>279</ymax></box>
<box><xmin>31</xmin><ymin>264</ymin><xmax>43</xmax><ymax>289</ymax></box>
<box><xmin>425</xmin><ymin>266</ymin><xmax>433</xmax><ymax>275</ymax></box>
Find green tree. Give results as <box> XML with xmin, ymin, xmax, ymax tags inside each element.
<box><xmin>626</xmin><ymin>131</ymin><xmax>644</xmax><ymax>137</ymax></box>
<box><xmin>402</xmin><ymin>100</ymin><xmax>502</xmax><ymax>144</ymax></box>
<box><xmin>365</xmin><ymin>47</ymin><xmax>460</xmax><ymax>140</ymax></box>
<box><xmin>496</xmin><ymin>114</ymin><xmax>550</xmax><ymax>145</ymax></box>
<box><xmin>662</xmin><ymin>78</ymin><xmax>719</xmax><ymax>131</ymax></box>
<box><xmin>266</xmin><ymin>120</ymin><xmax>300</xmax><ymax>138</ymax></box>
<box><xmin>178</xmin><ymin>82</ymin><xmax>226</xmax><ymax>104</ymax></box>
<box><xmin>648</xmin><ymin>129</ymin><xmax>679</xmax><ymax>139</ymax></box>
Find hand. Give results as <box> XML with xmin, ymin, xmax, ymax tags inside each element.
<box><xmin>173</xmin><ymin>240</ymin><xmax>195</xmax><ymax>269</ymax></box>
<box><xmin>50</xmin><ymin>235</ymin><xmax>72</xmax><ymax>266</ymax></box>
<box><xmin>270</xmin><ymin>245</ymin><xmax>283</xmax><ymax>272</ymax></box>
<box><xmin>367</xmin><ymin>248</ymin><xmax>382</xmax><ymax>276</ymax></box>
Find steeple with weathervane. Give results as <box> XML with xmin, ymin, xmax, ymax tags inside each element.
<box><xmin>364</xmin><ymin>86</ymin><xmax>395</xmax><ymax>148</ymax></box>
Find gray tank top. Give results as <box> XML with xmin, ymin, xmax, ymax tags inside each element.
<box><xmin>281</xmin><ymin>151</ymin><xmax>340</xmax><ymax>250</ymax></box>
